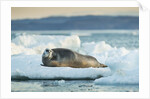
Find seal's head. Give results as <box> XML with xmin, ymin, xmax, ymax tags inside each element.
<box><xmin>42</xmin><ymin>48</ymin><xmax>53</xmax><ymax>59</ymax></box>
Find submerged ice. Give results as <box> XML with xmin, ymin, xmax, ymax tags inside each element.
<box><xmin>11</xmin><ymin>34</ymin><xmax>139</xmax><ymax>85</ymax></box>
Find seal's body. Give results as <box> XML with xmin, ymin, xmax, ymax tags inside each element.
<box><xmin>42</xmin><ymin>48</ymin><xmax>107</xmax><ymax>68</ymax></box>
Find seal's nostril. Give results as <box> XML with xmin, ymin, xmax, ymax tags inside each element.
<box><xmin>46</xmin><ymin>49</ymin><xmax>49</xmax><ymax>52</ymax></box>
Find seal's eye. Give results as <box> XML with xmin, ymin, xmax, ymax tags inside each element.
<box><xmin>46</xmin><ymin>49</ymin><xmax>49</xmax><ymax>52</ymax></box>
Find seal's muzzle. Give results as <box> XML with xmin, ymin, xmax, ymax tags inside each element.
<box><xmin>42</xmin><ymin>48</ymin><xmax>53</xmax><ymax>59</ymax></box>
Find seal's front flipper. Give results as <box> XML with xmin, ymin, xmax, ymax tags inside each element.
<box><xmin>40</xmin><ymin>64</ymin><xmax>50</xmax><ymax>67</ymax></box>
<box><xmin>40</xmin><ymin>64</ymin><xmax>44</xmax><ymax>66</ymax></box>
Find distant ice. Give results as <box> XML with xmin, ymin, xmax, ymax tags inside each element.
<box><xmin>11</xmin><ymin>35</ymin><xmax>81</xmax><ymax>55</ymax></box>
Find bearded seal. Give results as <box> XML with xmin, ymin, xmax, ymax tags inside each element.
<box><xmin>41</xmin><ymin>48</ymin><xmax>107</xmax><ymax>68</ymax></box>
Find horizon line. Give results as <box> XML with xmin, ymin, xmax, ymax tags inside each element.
<box><xmin>11</xmin><ymin>14</ymin><xmax>139</xmax><ymax>21</ymax></box>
